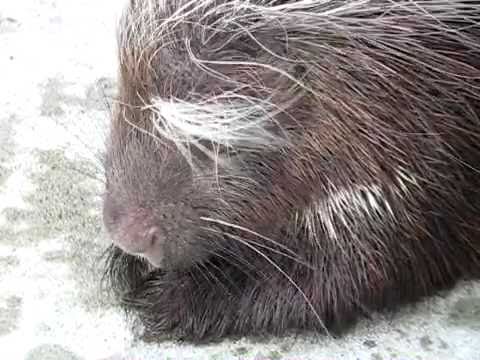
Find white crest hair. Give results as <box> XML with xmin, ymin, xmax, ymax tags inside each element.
<box><xmin>302</xmin><ymin>168</ymin><xmax>419</xmax><ymax>241</ymax></box>
<box><xmin>305</xmin><ymin>183</ymin><xmax>393</xmax><ymax>241</ymax></box>
<box><xmin>146</xmin><ymin>96</ymin><xmax>285</xmax><ymax>147</ymax></box>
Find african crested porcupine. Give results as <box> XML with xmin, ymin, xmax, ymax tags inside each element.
<box><xmin>102</xmin><ymin>0</ymin><xmax>480</xmax><ymax>342</ymax></box>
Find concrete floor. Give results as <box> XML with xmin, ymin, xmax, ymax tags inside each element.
<box><xmin>0</xmin><ymin>1</ymin><xmax>479</xmax><ymax>359</ymax></box>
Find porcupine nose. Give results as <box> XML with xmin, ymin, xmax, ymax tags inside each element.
<box><xmin>104</xmin><ymin>200</ymin><xmax>200</xmax><ymax>269</ymax></box>
<box><xmin>103</xmin><ymin>204</ymin><xmax>166</xmax><ymax>267</ymax></box>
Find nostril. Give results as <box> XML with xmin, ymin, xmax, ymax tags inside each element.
<box><xmin>146</xmin><ymin>227</ymin><xmax>161</xmax><ymax>248</ymax></box>
<box><xmin>124</xmin><ymin>227</ymin><xmax>161</xmax><ymax>255</ymax></box>
<box><xmin>143</xmin><ymin>226</ymin><xmax>165</xmax><ymax>268</ymax></box>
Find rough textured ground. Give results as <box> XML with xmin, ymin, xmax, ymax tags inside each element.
<box><xmin>0</xmin><ymin>1</ymin><xmax>479</xmax><ymax>359</ymax></box>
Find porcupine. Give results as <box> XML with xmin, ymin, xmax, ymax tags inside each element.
<box><xmin>102</xmin><ymin>0</ymin><xmax>480</xmax><ymax>342</ymax></box>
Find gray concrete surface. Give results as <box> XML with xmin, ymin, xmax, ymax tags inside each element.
<box><xmin>0</xmin><ymin>1</ymin><xmax>479</xmax><ymax>359</ymax></box>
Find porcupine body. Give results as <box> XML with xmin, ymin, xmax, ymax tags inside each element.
<box><xmin>102</xmin><ymin>0</ymin><xmax>480</xmax><ymax>342</ymax></box>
